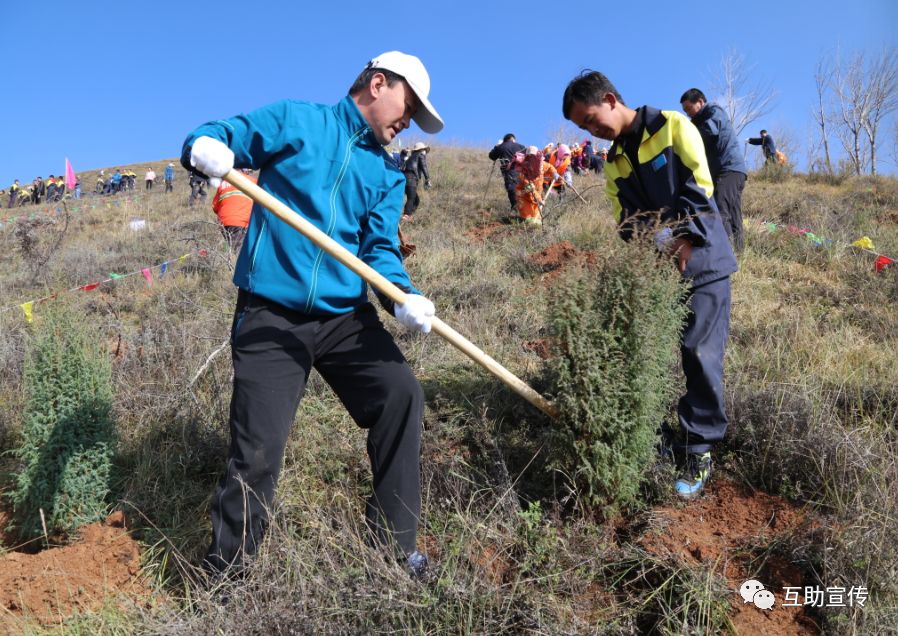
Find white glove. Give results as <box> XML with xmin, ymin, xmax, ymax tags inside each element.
<box><xmin>189</xmin><ymin>136</ymin><xmax>234</xmax><ymax>189</ymax></box>
<box><xmin>394</xmin><ymin>294</ymin><xmax>435</xmax><ymax>334</ymax></box>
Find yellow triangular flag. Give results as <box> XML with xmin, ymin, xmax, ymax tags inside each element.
<box><xmin>21</xmin><ymin>301</ymin><xmax>34</xmax><ymax>323</ymax></box>
<box><xmin>851</xmin><ymin>236</ymin><xmax>875</xmax><ymax>250</ymax></box>
<box><xmin>178</xmin><ymin>254</ymin><xmax>188</xmax><ymax>263</ymax></box>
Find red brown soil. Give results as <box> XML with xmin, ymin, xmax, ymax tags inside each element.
<box><xmin>0</xmin><ymin>511</ymin><xmax>151</xmax><ymax>629</ymax></box>
<box><xmin>465</xmin><ymin>221</ymin><xmax>508</xmax><ymax>242</ymax></box>
<box><xmin>523</xmin><ymin>338</ymin><xmax>553</xmax><ymax>359</ymax></box>
<box><xmin>528</xmin><ymin>241</ymin><xmax>598</xmax><ymax>285</ymax></box>
<box><xmin>467</xmin><ymin>541</ymin><xmax>511</xmax><ymax>585</ymax></box>
<box><xmin>637</xmin><ymin>479</ymin><xmax>820</xmax><ymax>635</ymax></box>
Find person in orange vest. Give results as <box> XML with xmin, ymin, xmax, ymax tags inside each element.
<box><xmin>513</xmin><ymin>146</ymin><xmax>559</xmax><ymax>227</ymax></box>
<box><xmin>211</xmin><ymin>168</ymin><xmax>257</xmax><ymax>250</ymax></box>
<box><xmin>570</xmin><ymin>143</ymin><xmax>585</xmax><ymax>175</ymax></box>
<box><xmin>547</xmin><ymin>144</ymin><xmax>573</xmax><ymax>191</ymax></box>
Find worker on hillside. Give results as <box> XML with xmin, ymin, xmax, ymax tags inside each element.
<box><xmin>401</xmin><ymin>141</ymin><xmax>431</xmax><ymax>220</ymax></box>
<box><xmin>211</xmin><ymin>168</ymin><xmax>257</xmax><ymax>251</ymax></box>
<box><xmin>31</xmin><ymin>176</ymin><xmax>45</xmax><ymax>204</ymax></box>
<box><xmin>489</xmin><ymin>133</ymin><xmax>526</xmax><ymax>213</ymax></box>
<box><xmin>681</xmin><ymin>88</ymin><xmax>748</xmax><ymax>252</ymax></box>
<box><xmin>513</xmin><ymin>145</ymin><xmax>558</xmax><ymax>227</ymax></box>
<box><xmin>46</xmin><ymin>175</ymin><xmax>58</xmax><ymax>202</ymax></box>
<box><xmin>570</xmin><ymin>143</ymin><xmax>585</xmax><ymax>175</ymax></box>
<box><xmin>180</xmin><ymin>50</ymin><xmax>441</xmax><ymax>581</ymax></box>
<box><xmin>145</xmin><ymin>168</ymin><xmax>157</xmax><ymax>190</ymax></box>
<box><xmin>581</xmin><ymin>140</ymin><xmax>595</xmax><ymax>174</ymax></box>
<box><xmin>747</xmin><ymin>129</ymin><xmax>778</xmax><ymax>164</ymax></box>
<box><xmin>109</xmin><ymin>170</ymin><xmax>123</xmax><ymax>194</ymax></box>
<box><xmin>548</xmin><ymin>143</ymin><xmax>573</xmax><ymax>190</ymax></box>
<box><xmin>7</xmin><ymin>180</ymin><xmax>20</xmax><ymax>208</ymax></box>
<box><xmin>563</xmin><ymin>70</ymin><xmax>737</xmax><ymax>499</ymax></box>
<box><xmin>188</xmin><ymin>171</ymin><xmax>207</xmax><ymax>207</ymax></box>
<box><xmin>164</xmin><ymin>163</ymin><xmax>175</xmax><ymax>193</ymax></box>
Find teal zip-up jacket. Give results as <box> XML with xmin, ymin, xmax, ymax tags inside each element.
<box><xmin>181</xmin><ymin>95</ymin><xmax>418</xmax><ymax>315</ymax></box>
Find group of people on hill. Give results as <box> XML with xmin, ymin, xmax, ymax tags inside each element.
<box><xmin>3</xmin><ymin>161</ymin><xmax>184</xmax><ymax>209</ymax></box>
<box><xmin>143</xmin><ymin>163</ymin><xmax>177</xmax><ymax>192</ymax></box>
<box><xmin>488</xmin><ymin>135</ymin><xmax>610</xmax><ymax>227</ymax></box>
<box><xmin>96</xmin><ymin>169</ymin><xmax>138</xmax><ymax>194</ymax></box>
<box><xmin>387</xmin><ymin>142</ymin><xmax>432</xmax><ymax>221</ymax></box>
<box><xmin>4</xmin><ymin>174</ymin><xmax>80</xmax><ymax>208</ymax></box>
<box><xmin>177</xmin><ymin>50</ymin><xmax>785</xmax><ymax>588</ymax></box>
<box><xmin>96</xmin><ymin>163</ymin><xmax>177</xmax><ymax>196</ymax></box>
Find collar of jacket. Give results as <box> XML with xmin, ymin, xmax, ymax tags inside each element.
<box><xmin>607</xmin><ymin>106</ymin><xmax>665</xmax><ymax>161</ymax></box>
<box><xmin>691</xmin><ymin>103</ymin><xmax>715</xmax><ymax>125</ymax></box>
<box><xmin>333</xmin><ymin>95</ymin><xmax>383</xmax><ymax>149</ymax></box>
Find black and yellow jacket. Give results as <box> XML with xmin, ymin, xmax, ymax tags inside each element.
<box><xmin>606</xmin><ymin>106</ymin><xmax>737</xmax><ymax>287</ymax></box>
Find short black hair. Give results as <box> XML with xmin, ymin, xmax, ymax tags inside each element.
<box><xmin>680</xmin><ymin>88</ymin><xmax>706</xmax><ymax>104</ymax></box>
<box><xmin>348</xmin><ymin>66</ymin><xmax>405</xmax><ymax>96</ymax></box>
<box><xmin>760</xmin><ymin>129</ymin><xmax>768</xmax><ymax>135</ymax></box>
<box><xmin>562</xmin><ymin>70</ymin><xmax>624</xmax><ymax>120</ymax></box>
<box><xmin>503</xmin><ymin>133</ymin><xmax>516</xmax><ymax>142</ymax></box>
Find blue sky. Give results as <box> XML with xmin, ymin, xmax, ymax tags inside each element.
<box><xmin>1</xmin><ymin>0</ymin><xmax>895</xmax><ymax>186</ymax></box>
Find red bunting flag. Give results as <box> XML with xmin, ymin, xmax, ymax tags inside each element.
<box><xmin>142</xmin><ymin>268</ymin><xmax>153</xmax><ymax>285</ymax></box>
<box><xmin>80</xmin><ymin>282</ymin><xmax>100</xmax><ymax>292</ymax></box>
<box><xmin>875</xmin><ymin>255</ymin><xmax>894</xmax><ymax>273</ymax></box>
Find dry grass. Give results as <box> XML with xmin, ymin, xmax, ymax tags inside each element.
<box><xmin>1</xmin><ymin>149</ymin><xmax>896</xmax><ymax>634</ymax></box>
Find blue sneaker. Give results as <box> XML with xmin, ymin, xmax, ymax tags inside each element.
<box><xmin>675</xmin><ymin>452</ymin><xmax>712</xmax><ymax>499</ymax></box>
<box><xmin>406</xmin><ymin>551</ymin><xmax>429</xmax><ymax>579</ymax></box>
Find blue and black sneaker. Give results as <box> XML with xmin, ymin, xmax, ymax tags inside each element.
<box><xmin>674</xmin><ymin>451</ymin><xmax>712</xmax><ymax>499</ymax></box>
<box><xmin>406</xmin><ymin>550</ymin><xmax>429</xmax><ymax>580</ymax></box>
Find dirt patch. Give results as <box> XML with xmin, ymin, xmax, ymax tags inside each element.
<box><xmin>523</xmin><ymin>338</ymin><xmax>553</xmax><ymax>360</ymax></box>
<box><xmin>638</xmin><ymin>479</ymin><xmax>820</xmax><ymax>635</ymax></box>
<box><xmin>0</xmin><ymin>511</ymin><xmax>152</xmax><ymax>629</ymax></box>
<box><xmin>465</xmin><ymin>221</ymin><xmax>508</xmax><ymax>242</ymax></box>
<box><xmin>528</xmin><ymin>241</ymin><xmax>597</xmax><ymax>285</ymax></box>
<box><xmin>467</xmin><ymin>542</ymin><xmax>511</xmax><ymax>585</ymax></box>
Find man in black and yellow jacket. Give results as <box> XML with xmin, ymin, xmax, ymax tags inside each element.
<box><xmin>563</xmin><ymin>70</ymin><xmax>737</xmax><ymax>499</ymax></box>
<box><xmin>7</xmin><ymin>180</ymin><xmax>20</xmax><ymax>208</ymax></box>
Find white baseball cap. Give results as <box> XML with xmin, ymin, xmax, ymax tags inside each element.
<box><xmin>367</xmin><ymin>51</ymin><xmax>444</xmax><ymax>134</ymax></box>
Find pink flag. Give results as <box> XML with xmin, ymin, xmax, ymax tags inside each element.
<box><xmin>142</xmin><ymin>268</ymin><xmax>153</xmax><ymax>285</ymax></box>
<box><xmin>65</xmin><ymin>158</ymin><xmax>77</xmax><ymax>190</ymax></box>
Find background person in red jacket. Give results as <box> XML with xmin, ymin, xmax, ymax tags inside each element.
<box><xmin>211</xmin><ymin>168</ymin><xmax>257</xmax><ymax>251</ymax></box>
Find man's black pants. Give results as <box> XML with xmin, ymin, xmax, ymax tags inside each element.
<box><xmin>403</xmin><ymin>175</ymin><xmax>420</xmax><ymax>216</ymax></box>
<box><xmin>663</xmin><ymin>276</ymin><xmax>731</xmax><ymax>455</ymax></box>
<box><xmin>502</xmin><ymin>169</ymin><xmax>518</xmax><ymax>210</ymax></box>
<box><xmin>205</xmin><ymin>290</ymin><xmax>424</xmax><ymax>574</ymax></box>
<box><xmin>714</xmin><ymin>171</ymin><xmax>746</xmax><ymax>253</ymax></box>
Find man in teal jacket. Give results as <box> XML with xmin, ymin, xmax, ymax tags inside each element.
<box><xmin>182</xmin><ymin>51</ymin><xmax>442</xmax><ymax>580</ymax></box>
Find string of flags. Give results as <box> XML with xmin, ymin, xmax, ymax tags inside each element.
<box><xmin>744</xmin><ymin>217</ymin><xmax>894</xmax><ymax>273</ymax></box>
<box><xmin>4</xmin><ymin>248</ymin><xmax>210</xmax><ymax>323</ymax></box>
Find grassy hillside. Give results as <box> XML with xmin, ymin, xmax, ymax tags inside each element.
<box><xmin>0</xmin><ymin>148</ymin><xmax>896</xmax><ymax>634</ymax></box>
